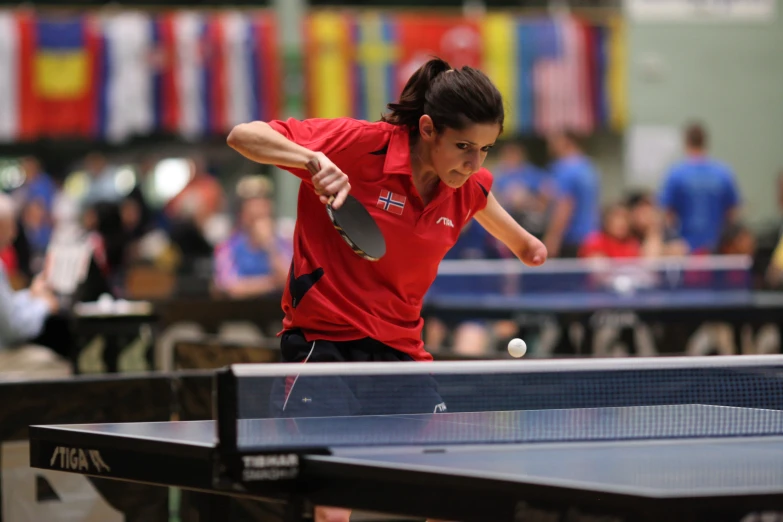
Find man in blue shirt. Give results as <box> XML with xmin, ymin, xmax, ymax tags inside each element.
<box><xmin>659</xmin><ymin>123</ymin><xmax>741</xmax><ymax>253</ymax></box>
<box><xmin>543</xmin><ymin>131</ymin><xmax>601</xmax><ymax>258</ymax></box>
<box><xmin>493</xmin><ymin>143</ymin><xmax>553</xmax><ymax>239</ymax></box>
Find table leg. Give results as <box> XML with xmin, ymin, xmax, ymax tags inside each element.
<box><xmin>283</xmin><ymin>497</ymin><xmax>309</xmax><ymax>522</ymax></box>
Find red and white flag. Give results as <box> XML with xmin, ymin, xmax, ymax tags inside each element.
<box><xmin>377</xmin><ymin>189</ymin><xmax>406</xmax><ymax>216</ymax></box>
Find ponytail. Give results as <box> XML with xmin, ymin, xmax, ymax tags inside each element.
<box><xmin>382</xmin><ymin>57</ymin><xmax>504</xmax><ymax>135</ymax></box>
<box><xmin>382</xmin><ymin>58</ymin><xmax>452</xmax><ymax>129</ymax></box>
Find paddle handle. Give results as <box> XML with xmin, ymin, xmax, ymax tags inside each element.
<box><xmin>305</xmin><ymin>158</ymin><xmax>336</xmax><ymax>205</ymax></box>
<box><xmin>305</xmin><ymin>158</ymin><xmax>320</xmax><ymax>176</ymax></box>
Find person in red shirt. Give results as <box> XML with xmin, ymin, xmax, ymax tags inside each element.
<box><xmin>228</xmin><ymin>58</ymin><xmax>547</xmax><ymax>522</ymax></box>
<box><xmin>579</xmin><ymin>202</ymin><xmax>641</xmax><ymax>258</ymax></box>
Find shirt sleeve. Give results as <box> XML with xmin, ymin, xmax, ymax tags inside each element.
<box><xmin>0</xmin><ymin>267</ymin><xmax>49</xmax><ymax>346</ymax></box>
<box><xmin>267</xmin><ymin>117</ymin><xmax>369</xmax><ymax>185</ymax></box>
<box><xmin>470</xmin><ymin>169</ymin><xmax>494</xmax><ymax>213</ymax></box>
<box><xmin>578</xmin><ymin>232</ymin><xmax>604</xmax><ymax>257</ymax></box>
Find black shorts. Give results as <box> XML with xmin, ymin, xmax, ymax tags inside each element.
<box><xmin>268</xmin><ymin>329</ymin><xmax>447</xmax><ymax>418</ymax></box>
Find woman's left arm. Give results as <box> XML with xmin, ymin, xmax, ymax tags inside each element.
<box><xmin>474</xmin><ymin>192</ymin><xmax>548</xmax><ymax>266</ymax></box>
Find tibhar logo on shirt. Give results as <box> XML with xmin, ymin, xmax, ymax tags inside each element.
<box><xmin>436</xmin><ymin>217</ymin><xmax>454</xmax><ymax>227</ymax></box>
<box><xmin>377</xmin><ymin>190</ymin><xmax>406</xmax><ymax>215</ymax></box>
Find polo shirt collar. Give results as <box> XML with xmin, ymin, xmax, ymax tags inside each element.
<box><xmin>383</xmin><ymin>125</ymin><xmax>414</xmax><ymax>176</ymax></box>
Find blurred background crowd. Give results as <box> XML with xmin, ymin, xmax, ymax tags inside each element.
<box><xmin>0</xmin><ymin>0</ymin><xmax>781</xmax><ymax>371</ymax></box>
<box><xmin>1</xmin><ymin>120</ymin><xmax>777</xmax><ymax>305</ymax></box>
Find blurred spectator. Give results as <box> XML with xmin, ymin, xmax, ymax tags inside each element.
<box><xmin>626</xmin><ymin>191</ymin><xmax>689</xmax><ymax>257</ymax></box>
<box><xmin>212</xmin><ymin>185</ymin><xmax>289</xmax><ymax>299</ymax></box>
<box><xmin>717</xmin><ymin>222</ymin><xmax>756</xmax><ymax>256</ymax></box>
<box><xmin>0</xmin><ymin>240</ymin><xmax>18</xmax><ymax>279</ymax></box>
<box><xmin>12</xmin><ymin>156</ymin><xmax>58</xmax><ymax>215</ymax></box>
<box><xmin>20</xmin><ymin>198</ymin><xmax>52</xmax><ymax>274</ymax></box>
<box><xmin>82</xmin><ymin>152</ymin><xmax>122</xmax><ymax>206</ymax></box>
<box><xmin>0</xmin><ymin>192</ymin><xmax>68</xmax><ymax>379</ymax></box>
<box><xmin>766</xmin><ymin>173</ymin><xmax>783</xmax><ymax>287</ymax></box>
<box><xmin>81</xmin><ymin>202</ymin><xmax>123</xmax><ymax>284</ymax></box>
<box><xmin>10</xmin><ymin>157</ymin><xmax>58</xmax><ymax>278</ymax></box>
<box><xmin>658</xmin><ymin>123</ymin><xmax>741</xmax><ymax>253</ymax></box>
<box><xmin>543</xmin><ymin>131</ymin><xmax>600</xmax><ymax>258</ymax></box>
<box><xmin>165</xmin><ymin>154</ymin><xmax>224</xmax><ymax>222</ymax></box>
<box><xmin>492</xmin><ymin>142</ymin><xmax>553</xmax><ymax>240</ymax></box>
<box><xmin>579</xmin><ymin>202</ymin><xmax>639</xmax><ymax>258</ymax></box>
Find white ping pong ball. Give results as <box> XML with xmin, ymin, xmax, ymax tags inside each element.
<box><xmin>508</xmin><ymin>338</ymin><xmax>527</xmax><ymax>358</ymax></box>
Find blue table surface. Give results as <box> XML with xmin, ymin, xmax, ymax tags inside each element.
<box><xmin>45</xmin><ymin>404</ymin><xmax>783</xmax><ymax>449</ymax></box>
<box><xmin>38</xmin><ymin>404</ymin><xmax>783</xmax><ymax>497</ymax></box>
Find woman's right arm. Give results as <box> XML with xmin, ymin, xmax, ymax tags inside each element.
<box><xmin>227</xmin><ymin>121</ymin><xmax>315</xmax><ymax>169</ymax></box>
<box><xmin>227</xmin><ymin>121</ymin><xmax>351</xmax><ymax>207</ymax></box>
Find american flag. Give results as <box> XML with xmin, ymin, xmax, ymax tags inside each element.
<box><xmin>376</xmin><ymin>189</ymin><xmax>406</xmax><ymax>215</ymax></box>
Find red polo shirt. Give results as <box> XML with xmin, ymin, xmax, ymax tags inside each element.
<box><xmin>268</xmin><ymin>117</ymin><xmax>493</xmax><ymax>361</ymax></box>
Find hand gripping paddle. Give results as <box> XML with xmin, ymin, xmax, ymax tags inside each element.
<box><xmin>305</xmin><ymin>158</ymin><xmax>386</xmax><ymax>261</ymax></box>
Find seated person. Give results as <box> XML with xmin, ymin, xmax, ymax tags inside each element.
<box><xmin>626</xmin><ymin>191</ymin><xmax>689</xmax><ymax>257</ymax></box>
<box><xmin>579</xmin><ymin>202</ymin><xmax>640</xmax><ymax>258</ymax></box>
<box><xmin>212</xmin><ymin>194</ymin><xmax>289</xmax><ymax>299</ymax></box>
<box><xmin>0</xmin><ymin>193</ymin><xmax>67</xmax><ymax>379</ymax></box>
<box><xmin>717</xmin><ymin>222</ymin><xmax>756</xmax><ymax>257</ymax></box>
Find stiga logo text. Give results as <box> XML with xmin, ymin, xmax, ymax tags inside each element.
<box><xmin>50</xmin><ymin>446</ymin><xmax>111</xmax><ymax>473</ymax></box>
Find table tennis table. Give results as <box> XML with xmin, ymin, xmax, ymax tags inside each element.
<box><xmin>424</xmin><ymin>256</ymin><xmax>779</xmax><ymax>318</ymax></box>
<box><xmin>29</xmin><ymin>356</ymin><xmax>783</xmax><ymax>522</ymax></box>
<box><xmin>423</xmin><ymin>256</ymin><xmax>783</xmax><ymax>357</ymax></box>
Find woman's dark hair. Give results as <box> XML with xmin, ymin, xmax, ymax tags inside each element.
<box><xmin>382</xmin><ymin>57</ymin><xmax>504</xmax><ymax>134</ymax></box>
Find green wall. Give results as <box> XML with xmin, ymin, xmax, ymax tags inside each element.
<box><xmin>626</xmin><ymin>0</ymin><xmax>783</xmax><ymax>226</ymax></box>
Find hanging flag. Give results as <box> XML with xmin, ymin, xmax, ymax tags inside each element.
<box><xmin>205</xmin><ymin>10</ymin><xmax>280</xmax><ymax>133</ymax></box>
<box><xmin>566</xmin><ymin>17</ymin><xmax>593</xmax><ymax>134</ymax></box>
<box><xmin>606</xmin><ymin>15</ymin><xmax>627</xmax><ymax>131</ymax></box>
<box><xmin>0</xmin><ymin>11</ymin><xmax>21</xmax><ymax>142</ymax></box>
<box><xmin>354</xmin><ymin>11</ymin><xmax>398</xmax><ymax>122</ymax></box>
<box><xmin>481</xmin><ymin>13</ymin><xmax>517</xmax><ymax>134</ymax></box>
<box><xmin>152</xmin><ymin>11</ymin><xmax>208</xmax><ymax>140</ymax></box>
<box><xmin>204</xmin><ymin>12</ymin><xmax>228</xmax><ymax>134</ymax></box>
<box><xmin>591</xmin><ymin>24</ymin><xmax>609</xmax><ymax>128</ymax></box>
<box><xmin>304</xmin><ymin>11</ymin><xmax>354</xmax><ymax>119</ymax></box>
<box><xmin>396</xmin><ymin>15</ymin><xmax>481</xmax><ymax>94</ymax></box>
<box><xmin>152</xmin><ymin>12</ymin><xmax>178</xmax><ymax>134</ymax></box>
<box><xmin>532</xmin><ymin>17</ymin><xmax>562</xmax><ymax>135</ymax></box>
<box><xmin>174</xmin><ymin>11</ymin><xmax>208</xmax><ymax>140</ymax></box>
<box><xmin>581</xmin><ymin>19</ymin><xmax>598</xmax><ymax>130</ymax></box>
<box><xmin>32</xmin><ymin>15</ymin><xmax>102</xmax><ymax>138</ymax></box>
<box><xmin>252</xmin><ymin>11</ymin><xmax>280</xmax><ymax>123</ymax></box>
<box><xmin>533</xmin><ymin>16</ymin><xmax>593</xmax><ymax>135</ymax></box>
<box><xmin>100</xmin><ymin>11</ymin><xmax>155</xmax><ymax>143</ymax></box>
<box><xmin>516</xmin><ymin>20</ymin><xmax>536</xmax><ymax>134</ymax></box>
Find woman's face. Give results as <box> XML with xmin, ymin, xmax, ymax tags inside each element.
<box><xmin>423</xmin><ymin>120</ymin><xmax>501</xmax><ymax>189</ymax></box>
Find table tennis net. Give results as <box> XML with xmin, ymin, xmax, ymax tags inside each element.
<box><xmin>216</xmin><ymin>357</ymin><xmax>783</xmax><ymax>450</ymax></box>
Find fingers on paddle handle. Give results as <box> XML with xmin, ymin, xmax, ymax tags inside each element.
<box><xmin>305</xmin><ymin>158</ymin><xmax>320</xmax><ymax>175</ymax></box>
<box><xmin>331</xmin><ymin>191</ymin><xmax>347</xmax><ymax>209</ymax></box>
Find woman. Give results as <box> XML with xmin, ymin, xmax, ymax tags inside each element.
<box><xmin>228</xmin><ymin>58</ymin><xmax>546</xmax><ymax>522</ymax></box>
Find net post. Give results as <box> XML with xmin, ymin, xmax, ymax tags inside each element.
<box><xmin>214</xmin><ymin>365</ymin><xmax>238</xmax><ymax>452</ymax></box>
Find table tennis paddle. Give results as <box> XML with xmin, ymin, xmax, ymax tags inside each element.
<box><xmin>305</xmin><ymin>158</ymin><xmax>386</xmax><ymax>261</ymax></box>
